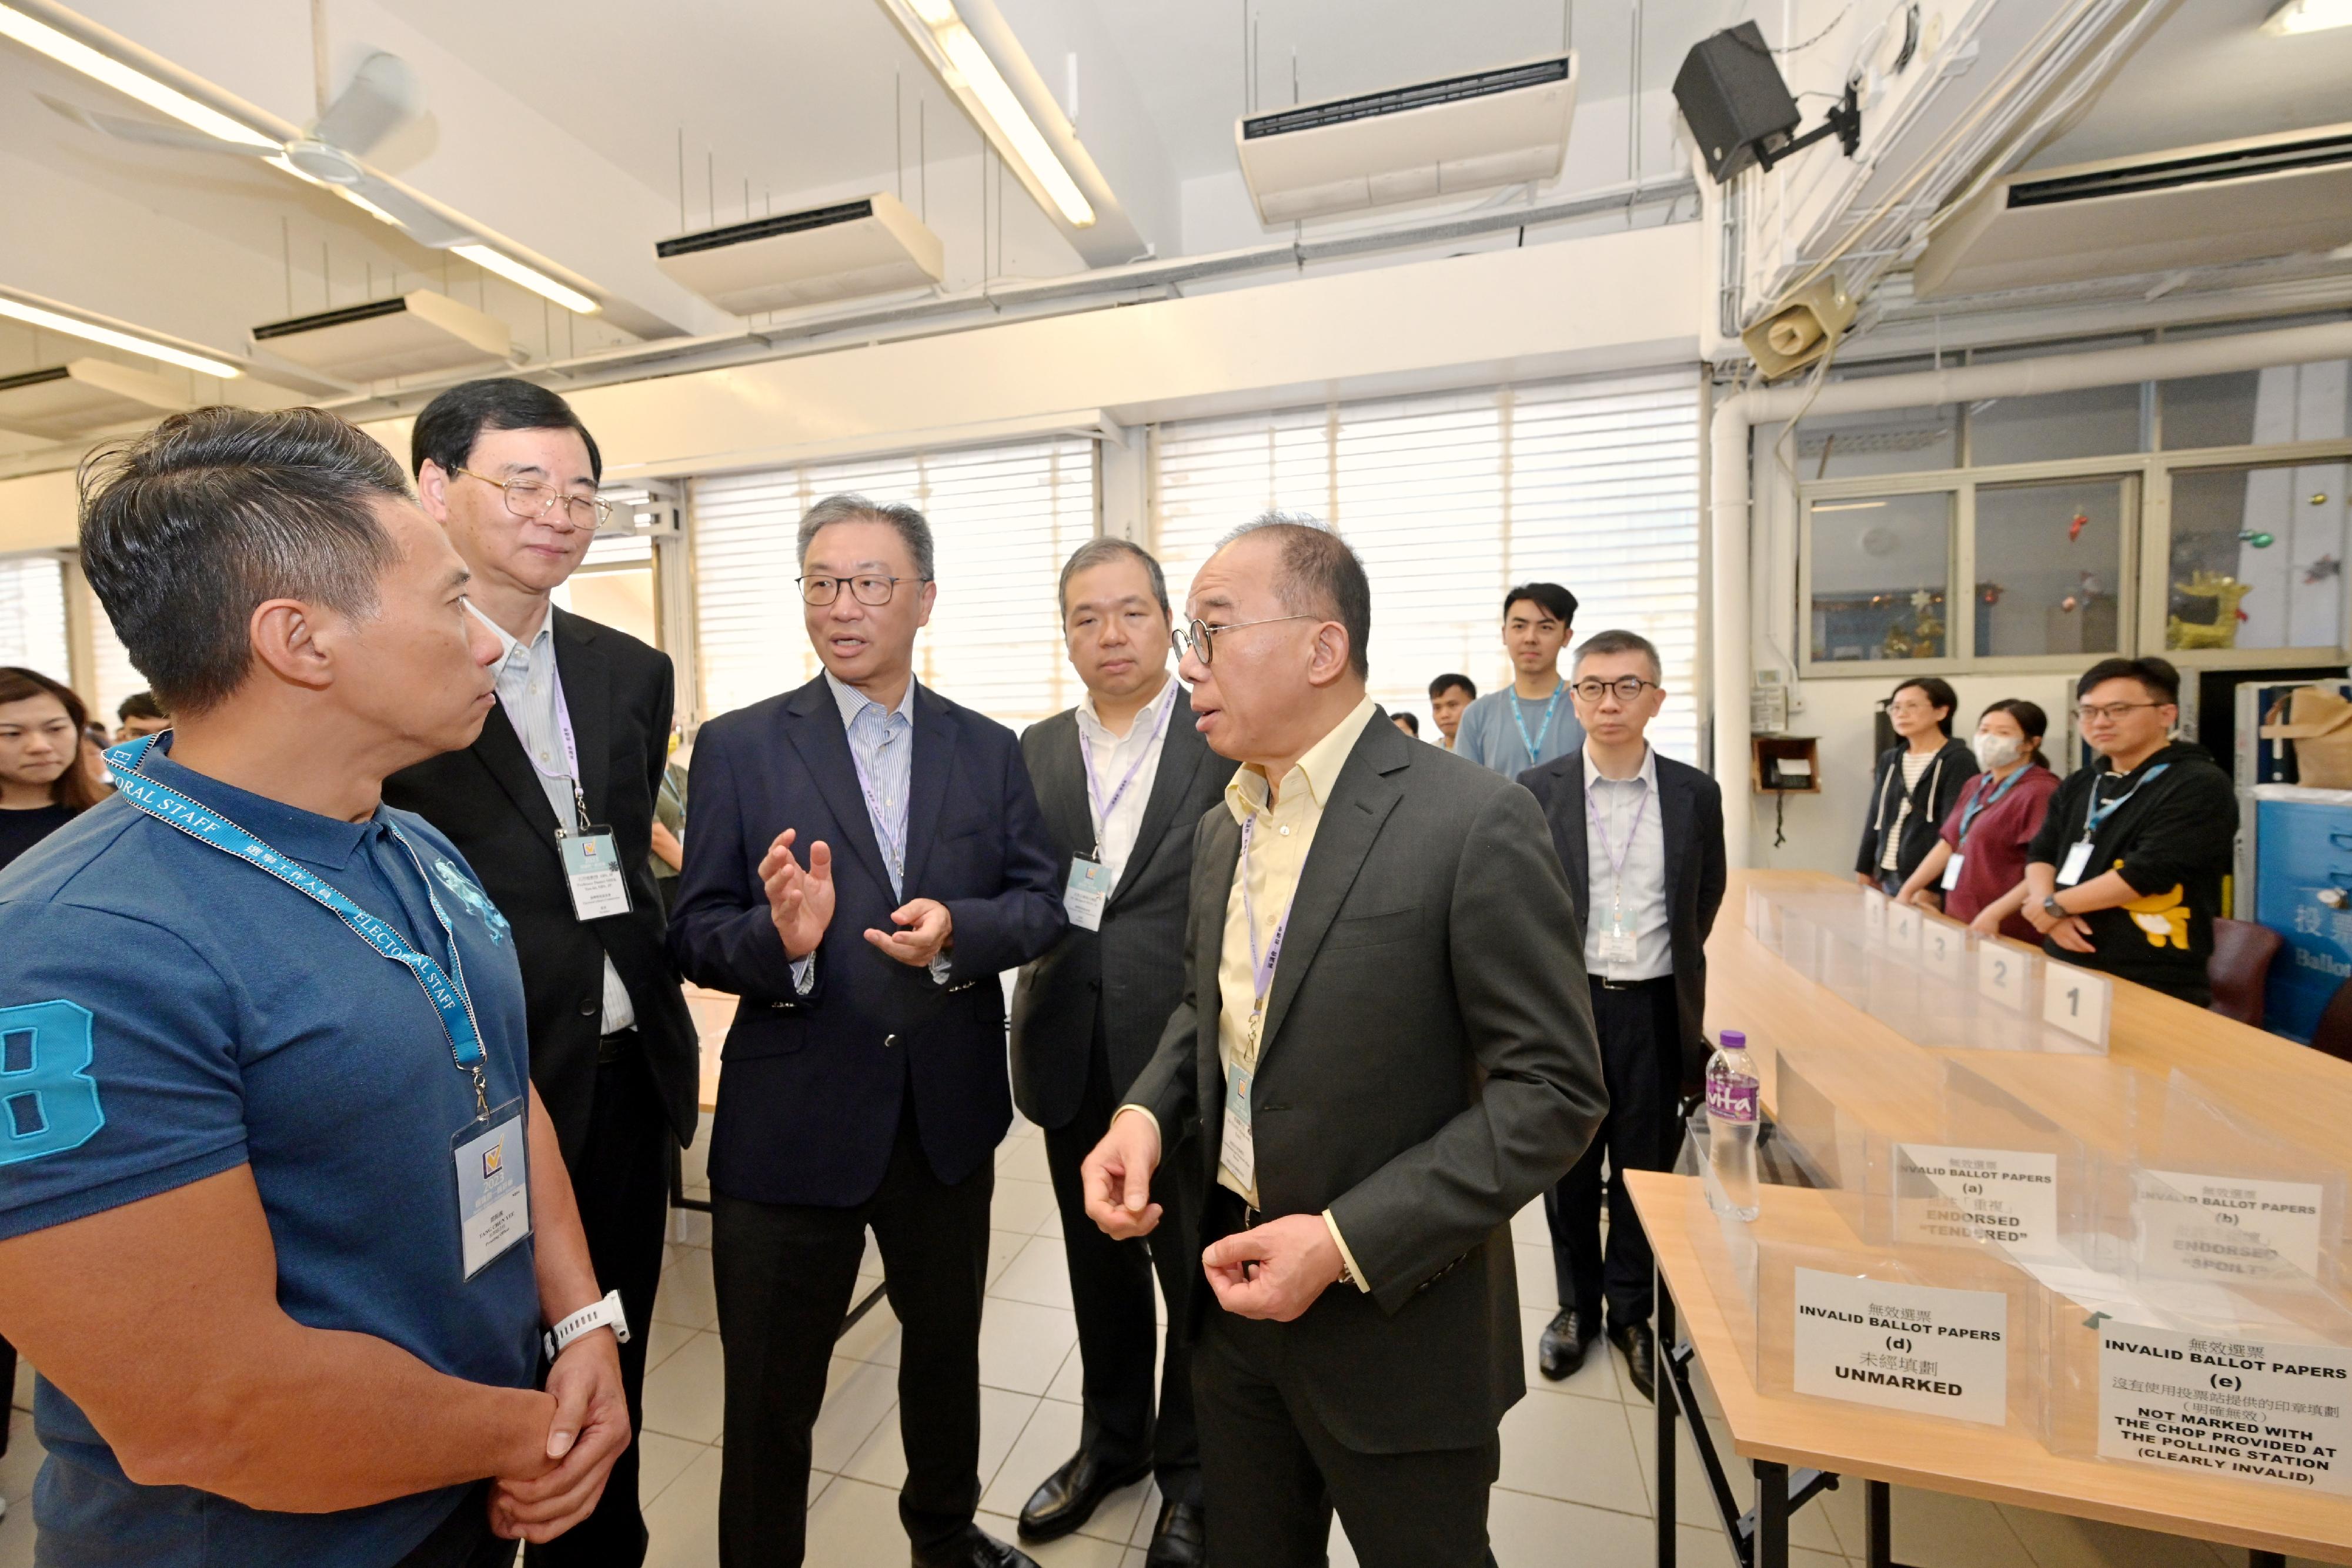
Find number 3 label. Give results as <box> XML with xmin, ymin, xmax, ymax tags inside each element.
<box><xmin>0</xmin><ymin>1000</ymin><xmax>105</xmax><ymax>1165</ymax></box>
<box><xmin>2039</xmin><ymin>962</ymin><xmax>2111</xmax><ymax>1045</ymax></box>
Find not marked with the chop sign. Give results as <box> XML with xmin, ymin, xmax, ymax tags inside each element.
<box><xmin>2099</xmin><ymin>1323</ymin><xmax>2351</xmax><ymax>1497</ymax></box>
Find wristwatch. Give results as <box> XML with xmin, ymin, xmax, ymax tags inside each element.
<box><xmin>2042</xmin><ymin>894</ymin><xmax>2067</xmax><ymax>921</ymax></box>
<box><xmin>544</xmin><ymin>1288</ymin><xmax>632</xmax><ymax>1362</ymax></box>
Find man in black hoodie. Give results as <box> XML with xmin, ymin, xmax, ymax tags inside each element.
<box><xmin>2023</xmin><ymin>656</ymin><xmax>2237</xmax><ymax>1006</ymax></box>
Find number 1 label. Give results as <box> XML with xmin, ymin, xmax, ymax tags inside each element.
<box><xmin>2040</xmin><ymin>961</ymin><xmax>2111</xmax><ymax>1045</ymax></box>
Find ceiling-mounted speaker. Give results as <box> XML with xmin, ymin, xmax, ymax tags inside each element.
<box><xmin>0</xmin><ymin>358</ymin><xmax>193</xmax><ymax>439</ymax></box>
<box><xmin>251</xmin><ymin>290</ymin><xmax>510</xmax><ymax>382</ymax></box>
<box><xmin>1673</xmin><ymin>22</ymin><xmax>1802</xmax><ymax>183</ymax></box>
<box><xmin>654</xmin><ymin>193</ymin><xmax>946</xmax><ymax>315</ymax></box>
<box><xmin>1742</xmin><ymin>274</ymin><xmax>1856</xmax><ymax>381</ymax></box>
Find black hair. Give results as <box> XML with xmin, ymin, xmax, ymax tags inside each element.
<box><xmin>1890</xmin><ymin>676</ymin><xmax>1960</xmax><ymax>737</ymax></box>
<box><xmin>797</xmin><ymin>493</ymin><xmax>936</xmax><ymax>581</ymax></box>
<box><xmin>79</xmin><ymin>407</ymin><xmax>409</xmax><ymax>715</ymax></box>
<box><xmin>1217</xmin><ymin>513</ymin><xmax>1373</xmax><ymax>680</ymax></box>
<box><xmin>1503</xmin><ymin>581</ymin><xmax>1578</xmax><ymax>626</ymax></box>
<box><xmin>1058</xmin><ymin>537</ymin><xmax>1170</xmax><ymax>619</ymax></box>
<box><xmin>1977</xmin><ymin>698</ymin><xmax>2049</xmax><ymax>768</ymax></box>
<box><xmin>1428</xmin><ymin>673</ymin><xmax>1476</xmax><ymax>701</ymax></box>
<box><xmin>1394</xmin><ymin>711</ymin><xmax>1421</xmax><ymax>735</ymax></box>
<box><xmin>2077</xmin><ymin>656</ymin><xmax>2180</xmax><ymax>705</ymax></box>
<box><xmin>1572</xmin><ymin>628</ymin><xmax>1663</xmax><ymax>683</ymax></box>
<box><xmin>116</xmin><ymin>690</ymin><xmax>166</xmax><ymax>723</ymax></box>
<box><xmin>409</xmin><ymin>378</ymin><xmax>602</xmax><ymax>484</ymax></box>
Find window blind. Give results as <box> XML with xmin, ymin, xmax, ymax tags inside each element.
<box><xmin>1150</xmin><ymin>370</ymin><xmax>1703</xmax><ymax>762</ymax></box>
<box><xmin>690</xmin><ymin>438</ymin><xmax>1096</xmax><ymax>726</ymax></box>
<box><xmin>0</xmin><ymin>554</ymin><xmax>70</xmax><ymax>684</ymax></box>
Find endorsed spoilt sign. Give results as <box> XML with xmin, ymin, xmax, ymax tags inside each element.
<box><xmin>1790</xmin><ymin>1266</ymin><xmax>2009</xmax><ymax>1425</ymax></box>
<box><xmin>2099</xmin><ymin>1323</ymin><xmax>2352</xmax><ymax>1497</ymax></box>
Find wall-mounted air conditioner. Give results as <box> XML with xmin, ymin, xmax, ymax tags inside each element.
<box><xmin>0</xmin><ymin>358</ymin><xmax>192</xmax><ymax>439</ymax></box>
<box><xmin>654</xmin><ymin>193</ymin><xmax>946</xmax><ymax>315</ymax></box>
<box><xmin>1914</xmin><ymin>123</ymin><xmax>2352</xmax><ymax>299</ymax></box>
<box><xmin>250</xmin><ymin>289</ymin><xmax>510</xmax><ymax>382</ymax></box>
<box><xmin>1235</xmin><ymin>54</ymin><xmax>1576</xmax><ymax>226</ymax></box>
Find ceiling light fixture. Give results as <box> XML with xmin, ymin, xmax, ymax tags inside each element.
<box><xmin>0</xmin><ymin>2</ymin><xmax>274</xmax><ymax>148</ymax></box>
<box><xmin>451</xmin><ymin>244</ymin><xmax>599</xmax><ymax>315</ymax></box>
<box><xmin>0</xmin><ymin>292</ymin><xmax>240</xmax><ymax>378</ymax></box>
<box><xmin>2263</xmin><ymin>0</ymin><xmax>2352</xmax><ymax>35</ymax></box>
<box><xmin>884</xmin><ymin>0</ymin><xmax>1094</xmax><ymax>228</ymax></box>
<box><xmin>1810</xmin><ymin>500</ymin><xmax>1888</xmax><ymax>513</ymax></box>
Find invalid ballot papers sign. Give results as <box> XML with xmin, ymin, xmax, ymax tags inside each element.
<box><xmin>1791</xmin><ymin>1267</ymin><xmax>2009</xmax><ymax>1425</ymax></box>
<box><xmin>2099</xmin><ymin>1323</ymin><xmax>2352</xmax><ymax>1496</ymax></box>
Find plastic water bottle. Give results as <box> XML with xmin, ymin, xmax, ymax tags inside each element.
<box><xmin>1704</xmin><ymin>1030</ymin><xmax>1762</xmax><ymax>1221</ymax></box>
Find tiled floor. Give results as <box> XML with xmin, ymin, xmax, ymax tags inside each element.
<box><xmin>0</xmin><ymin>1120</ymin><xmax>2337</xmax><ymax>1566</ymax></box>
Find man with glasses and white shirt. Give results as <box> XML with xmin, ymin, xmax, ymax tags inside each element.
<box><xmin>2022</xmin><ymin>656</ymin><xmax>2236</xmax><ymax>1007</ymax></box>
<box><xmin>387</xmin><ymin>380</ymin><xmax>701</xmax><ymax>1568</ymax></box>
<box><xmin>1519</xmin><ymin>631</ymin><xmax>1724</xmax><ymax>1402</ymax></box>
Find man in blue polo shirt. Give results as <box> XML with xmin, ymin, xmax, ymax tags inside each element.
<box><xmin>0</xmin><ymin>407</ymin><xmax>628</xmax><ymax>1567</ymax></box>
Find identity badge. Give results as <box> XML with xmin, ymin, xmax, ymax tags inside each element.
<box><xmin>452</xmin><ymin>1099</ymin><xmax>532</xmax><ymax>1279</ymax></box>
<box><xmin>1596</xmin><ymin>922</ymin><xmax>1638</xmax><ymax>968</ymax></box>
<box><xmin>1219</xmin><ymin>1059</ymin><xmax>1255</xmax><ymax>1192</ymax></box>
<box><xmin>559</xmin><ymin>827</ymin><xmax>633</xmax><ymax>920</ymax></box>
<box><xmin>2057</xmin><ymin>841</ymin><xmax>2095</xmax><ymax>886</ymax></box>
<box><xmin>1064</xmin><ymin>856</ymin><xmax>1110</xmax><ymax>932</ymax></box>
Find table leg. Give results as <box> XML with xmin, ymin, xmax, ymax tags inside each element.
<box><xmin>1755</xmin><ymin>1459</ymin><xmax>1789</xmax><ymax>1568</ymax></box>
<box><xmin>2248</xmin><ymin>1553</ymin><xmax>2285</xmax><ymax>1568</ymax></box>
<box><xmin>1868</xmin><ymin>1479</ymin><xmax>1892</xmax><ymax>1568</ymax></box>
<box><xmin>1656</xmin><ymin>1269</ymin><xmax>1676</xmax><ymax>1568</ymax></box>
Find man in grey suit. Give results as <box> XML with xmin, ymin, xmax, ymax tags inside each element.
<box><xmin>1081</xmin><ymin>516</ymin><xmax>1606</xmax><ymax>1567</ymax></box>
<box><xmin>1009</xmin><ymin>540</ymin><xmax>1226</xmax><ymax>1567</ymax></box>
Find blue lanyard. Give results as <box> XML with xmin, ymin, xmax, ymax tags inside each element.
<box><xmin>2080</xmin><ymin>763</ymin><xmax>2170</xmax><ymax>842</ymax></box>
<box><xmin>104</xmin><ymin>735</ymin><xmax>492</xmax><ymax>1114</ymax></box>
<box><xmin>1956</xmin><ymin>767</ymin><xmax>2029</xmax><ymax>844</ymax></box>
<box><xmin>1511</xmin><ymin>681</ymin><xmax>1566</xmax><ymax>767</ymax></box>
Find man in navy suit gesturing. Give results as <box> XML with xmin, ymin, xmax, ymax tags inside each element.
<box><xmin>669</xmin><ymin>494</ymin><xmax>1065</xmax><ymax>1568</ymax></box>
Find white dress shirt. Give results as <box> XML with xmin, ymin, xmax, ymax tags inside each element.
<box><xmin>1073</xmin><ymin>677</ymin><xmax>1177</xmax><ymax>892</ymax></box>
<box><xmin>1582</xmin><ymin>743</ymin><xmax>1672</xmax><ymax>982</ymax></box>
<box><xmin>472</xmin><ymin>603</ymin><xmax>636</xmax><ymax>1033</ymax></box>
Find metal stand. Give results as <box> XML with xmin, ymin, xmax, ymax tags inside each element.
<box><xmin>670</xmin><ymin>1142</ymin><xmax>886</xmax><ymax>1340</ymax></box>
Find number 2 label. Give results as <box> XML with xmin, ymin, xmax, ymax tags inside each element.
<box><xmin>2040</xmin><ymin>962</ymin><xmax>2111</xmax><ymax>1045</ymax></box>
<box><xmin>0</xmin><ymin>999</ymin><xmax>105</xmax><ymax>1165</ymax></box>
<box><xmin>1977</xmin><ymin>944</ymin><xmax>2030</xmax><ymax>1010</ymax></box>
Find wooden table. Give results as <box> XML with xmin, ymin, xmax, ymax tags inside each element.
<box><xmin>1629</xmin><ymin>870</ymin><xmax>2352</xmax><ymax>1568</ymax></box>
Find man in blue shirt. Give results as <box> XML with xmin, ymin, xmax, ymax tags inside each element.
<box><xmin>0</xmin><ymin>407</ymin><xmax>627</xmax><ymax>1567</ymax></box>
<box><xmin>1454</xmin><ymin>583</ymin><xmax>1586</xmax><ymax>776</ymax></box>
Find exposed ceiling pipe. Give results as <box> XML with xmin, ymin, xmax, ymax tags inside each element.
<box><xmin>1709</xmin><ymin>317</ymin><xmax>2352</xmax><ymax>868</ymax></box>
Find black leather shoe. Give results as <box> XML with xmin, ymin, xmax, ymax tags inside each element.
<box><xmin>1537</xmin><ymin>1308</ymin><xmax>1589</xmax><ymax>1381</ymax></box>
<box><xmin>1144</xmin><ymin>1498</ymin><xmax>1207</xmax><ymax>1567</ymax></box>
<box><xmin>913</xmin><ymin>1526</ymin><xmax>1040</xmax><ymax>1568</ymax></box>
<box><xmin>1017</xmin><ymin>1448</ymin><xmax>1152</xmax><ymax>1542</ymax></box>
<box><xmin>1609</xmin><ymin>1320</ymin><xmax>1658</xmax><ymax>1403</ymax></box>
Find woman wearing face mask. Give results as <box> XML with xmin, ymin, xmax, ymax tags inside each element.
<box><xmin>1895</xmin><ymin>700</ymin><xmax>2059</xmax><ymax>940</ymax></box>
<box><xmin>1855</xmin><ymin>677</ymin><xmax>1978</xmax><ymax>897</ymax></box>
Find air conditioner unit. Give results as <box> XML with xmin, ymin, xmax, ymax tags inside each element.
<box><xmin>654</xmin><ymin>194</ymin><xmax>946</xmax><ymax>315</ymax></box>
<box><xmin>1914</xmin><ymin>123</ymin><xmax>2352</xmax><ymax>299</ymax></box>
<box><xmin>0</xmin><ymin>358</ymin><xmax>192</xmax><ymax>440</ymax></box>
<box><xmin>1235</xmin><ymin>54</ymin><xmax>1576</xmax><ymax>226</ymax></box>
<box><xmin>250</xmin><ymin>289</ymin><xmax>510</xmax><ymax>382</ymax></box>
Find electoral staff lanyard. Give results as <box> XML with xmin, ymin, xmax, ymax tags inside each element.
<box><xmin>103</xmin><ymin>735</ymin><xmax>493</xmax><ymax>1115</ymax></box>
<box><xmin>1511</xmin><ymin>680</ymin><xmax>1566</xmax><ymax>768</ymax></box>
<box><xmin>1237</xmin><ymin>813</ymin><xmax>1297</xmax><ymax>1065</ymax></box>
<box><xmin>2076</xmin><ymin>763</ymin><xmax>2170</xmax><ymax>847</ymax></box>
<box><xmin>1956</xmin><ymin>765</ymin><xmax>2029</xmax><ymax>845</ymax></box>
<box><xmin>1077</xmin><ymin>680</ymin><xmax>1177</xmax><ymax>859</ymax></box>
<box><xmin>1583</xmin><ymin>771</ymin><xmax>1652</xmax><ymax>934</ymax></box>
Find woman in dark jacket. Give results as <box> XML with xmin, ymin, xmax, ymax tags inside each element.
<box><xmin>1855</xmin><ymin>676</ymin><xmax>1979</xmax><ymax>895</ymax></box>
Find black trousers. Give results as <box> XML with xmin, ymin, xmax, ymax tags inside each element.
<box><xmin>2</xmin><ymin>1330</ymin><xmax>15</xmax><ymax>1458</ymax></box>
<box><xmin>1039</xmin><ymin>1027</ymin><xmax>1201</xmax><ymax>1506</ymax></box>
<box><xmin>1545</xmin><ymin>977</ymin><xmax>1683</xmax><ymax>1332</ymax></box>
<box><xmin>1191</xmin><ymin>1308</ymin><xmax>1499</xmax><ymax>1568</ymax></box>
<box><xmin>711</xmin><ymin>1104</ymin><xmax>994</xmax><ymax>1567</ymax></box>
<box><xmin>528</xmin><ymin>1041</ymin><xmax>675</xmax><ymax>1568</ymax></box>
<box><xmin>394</xmin><ymin>1485</ymin><xmax>521</xmax><ymax>1568</ymax></box>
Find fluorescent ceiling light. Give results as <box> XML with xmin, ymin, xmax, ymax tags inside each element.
<box><xmin>2264</xmin><ymin>0</ymin><xmax>2352</xmax><ymax>35</ymax></box>
<box><xmin>1811</xmin><ymin>500</ymin><xmax>1887</xmax><ymax>512</ymax></box>
<box><xmin>452</xmin><ymin>244</ymin><xmax>599</xmax><ymax>315</ymax></box>
<box><xmin>897</xmin><ymin>1</ymin><xmax>1094</xmax><ymax>228</ymax></box>
<box><xmin>0</xmin><ymin>3</ymin><xmax>274</xmax><ymax>148</ymax></box>
<box><xmin>0</xmin><ymin>293</ymin><xmax>239</xmax><ymax>378</ymax></box>
<box><xmin>262</xmin><ymin>154</ymin><xmax>405</xmax><ymax>229</ymax></box>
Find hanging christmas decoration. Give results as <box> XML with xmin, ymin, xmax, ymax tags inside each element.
<box><xmin>2067</xmin><ymin>511</ymin><xmax>2090</xmax><ymax>543</ymax></box>
<box><xmin>2239</xmin><ymin>529</ymin><xmax>2276</xmax><ymax>549</ymax></box>
<box><xmin>2304</xmin><ymin>554</ymin><xmax>2341</xmax><ymax>586</ymax></box>
<box><xmin>1976</xmin><ymin>581</ymin><xmax>2004</xmax><ymax>606</ymax></box>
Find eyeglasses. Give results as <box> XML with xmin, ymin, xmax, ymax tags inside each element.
<box><xmin>2076</xmin><ymin>701</ymin><xmax>2166</xmax><ymax>724</ymax></box>
<box><xmin>1571</xmin><ymin>677</ymin><xmax>1658</xmax><ymax>703</ymax></box>
<box><xmin>455</xmin><ymin>467</ymin><xmax>613</xmax><ymax>531</ymax></box>
<box><xmin>799</xmin><ymin>574</ymin><xmax>928</xmax><ymax>607</ymax></box>
<box><xmin>1171</xmin><ymin>614</ymin><xmax>1315</xmax><ymax>666</ymax></box>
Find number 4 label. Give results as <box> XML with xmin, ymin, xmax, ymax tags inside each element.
<box><xmin>2040</xmin><ymin>961</ymin><xmax>2111</xmax><ymax>1045</ymax></box>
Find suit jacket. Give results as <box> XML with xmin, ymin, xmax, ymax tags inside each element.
<box><xmin>667</xmin><ymin>674</ymin><xmax>1066</xmax><ymax>1208</ymax></box>
<box><xmin>1124</xmin><ymin>710</ymin><xmax>1606</xmax><ymax>1454</ymax></box>
<box><xmin>1520</xmin><ymin>748</ymin><xmax>1727</xmax><ymax>1084</ymax></box>
<box><xmin>1010</xmin><ymin>695</ymin><xmax>1228</xmax><ymax>1128</ymax></box>
<box><xmin>384</xmin><ymin>609</ymin><xmax>699</xmax><ymax>1169</ymax></box>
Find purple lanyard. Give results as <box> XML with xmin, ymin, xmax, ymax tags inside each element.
<box><xmin>1077</xmin><ymin>681</ymin><xmax>1177</xmax><ymax>855</ymax></box>
<box><xmin>1583</xmin><ymin>770</ymin><xmax>1651</xmax><ymax>922</ymax></box>
<box><xmin>1238</xmin><ymin>813</ymin><xmax>1297</xmax><ymax>1047</ymax></box>
<box><xmin>507</xmin><ymin>634</ymin><xmax>590</xmax><ymax>831</ymax></box>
